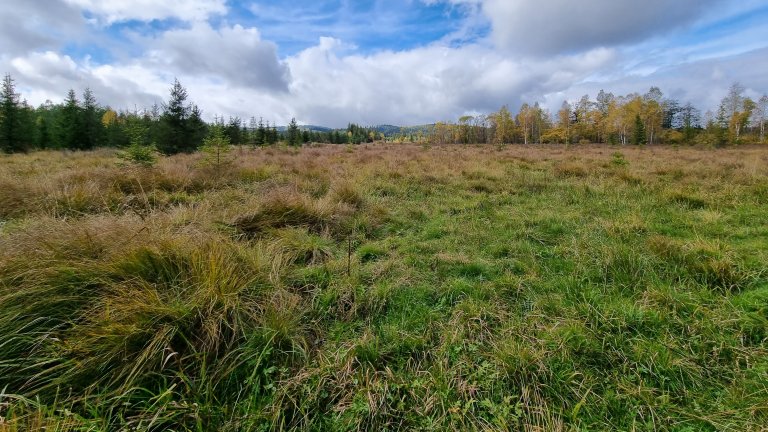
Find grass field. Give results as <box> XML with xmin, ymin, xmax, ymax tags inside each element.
<box><xmin>1</xmin><ymin>144</ymin><xmax>767</xmax><ymax>431</ymax></box>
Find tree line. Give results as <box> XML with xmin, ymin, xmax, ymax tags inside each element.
<box><xmin>424</xmin><ymin>84</ymin><xmax>767</xmax><ymax>146</ymax></box>
<box><xmin>2</xmin><ymin>73</ymin><xmax>766</xmax><ymax>154</ymax></box>
<box><xmin>0</xmin><ymin>74</ymin><xmax>385</xmax><ymax>154</ymax></box>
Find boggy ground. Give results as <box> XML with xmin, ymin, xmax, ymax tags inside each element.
<box><xmin>1</xmin><ymin>143</ymin><xmax>767</xmax><ymax>431</ymax></box>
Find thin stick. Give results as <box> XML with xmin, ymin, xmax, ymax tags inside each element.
<box><xmin>347</xmin><ymin>234</ymin><xmax>352</xmax><ymax>277</ymax></box>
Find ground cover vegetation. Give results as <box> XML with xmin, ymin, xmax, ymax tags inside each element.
<box><xmin>1</xmin><ymin>140</ymin><xmax>767</xmax><ymax>430</ymax></box>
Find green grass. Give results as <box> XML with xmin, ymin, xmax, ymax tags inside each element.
<box><xmin>1</xmin><ymin>144</ymin><xmax>767</xmax><ymax>431</ymax></box>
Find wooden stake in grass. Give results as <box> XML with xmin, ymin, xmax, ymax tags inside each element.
<box><xmin>347</xmin><ymin>233</ymin><xmax>352</xmax><ymax>277</ymax></box>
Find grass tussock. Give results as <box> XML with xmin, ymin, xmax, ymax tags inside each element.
<box><xmin>232</xmin><ymin>188</ymin><xmax>334</xmax><ymax>236</ymax></box>
<box><xmin>1</xmin><ymin>144</ymin><xmax>767</xmax><ymax>430</ymax></box>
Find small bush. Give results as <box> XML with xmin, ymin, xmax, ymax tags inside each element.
<box><xmin>118</xmin><ymin>142</ymin><xmax>159</xmax><ymax>167</ymax></box>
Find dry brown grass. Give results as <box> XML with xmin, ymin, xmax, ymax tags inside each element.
<box><xmin>3</xmin><ymin>144</ymin><xmax>766</xmax><ymax>224</ymax></box>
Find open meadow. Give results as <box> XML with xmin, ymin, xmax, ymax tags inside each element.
<box><xmin>1</xmin><ymin>143</ymin><xmax>767</xmax><ymax>431</ymax></box>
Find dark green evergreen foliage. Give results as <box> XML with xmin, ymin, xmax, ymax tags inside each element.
<box><xmin>225</xmin><ymin>116</ymin><xmax>242</xmax><ymax>145</ymax></box>
<box><xmin>632</xmin><ymin>114</ymin><xmax>646</xmax><ymax>145</ymax></box>
<box><xmin>157</xmin><ymin>79</ymin><xmax>202</xmax><ymax>154</ymax></box>
<box><xmin>188</xmin><ymin>104</ymin><xmax>208</xmax><ymax>148</ymax></box>
<box><xmin>287</xmin><ymin>117</ymin><xmax>301</xmax><ymax>146</ymax></box>
<box><xmin>710</xmin><ymin>106</ymin><xmax>729</xmax><ymax>147</ymax></box>
<box><xmin>346</xmin><ymin>123</ymin><xmax>381</xmax><ymax>144</ymax></box>
<box><xmin>104</xmin><ymin>115</ymin><xmax>129</xmax><ymax>148</ymax></box>
<box><xmin>81</xmin><ymin>88</ymin><xmax>104</xmax><ymax>150</ymax></box>
<box><xmin>58</xmin><ymin>89</ymin><xmax>84</xmax><ymax>150</ymax></box>
<box><xmin>253</xmin><ymin>117</ymin><xmax>266</xmax><ymax>146</ymax></box>
<box><xmin>270</xmin><ymin>123</ymin><xmax>279</xmax><ymax>145</ymax></box>
<box><xmin>0</xmin><ymin>74</ymin><xmax>30</xmax><ymax>153</ymax></box>
<box><xmin>34</xmin><ymin>101</ymin><xmax>61</xmax><ymax>149</ymax></box>
<box><xmin>35</xmin><ymin>115</ymin><xmax>52</xmax><ymax>149</ymax></box>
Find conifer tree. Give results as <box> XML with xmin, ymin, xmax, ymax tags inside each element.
<box><xmin>158</xmin><ymin>79</ymin><xmax>202</xmax><ymax>154</ymax></box>
<box><xmin>0</xmin><ymin>74</ymin><xmax>28</xmax><ymax>153</ymax></box>
<box><xmin>632</xmin><ymin>114</ymin><xmax>646</xmax><ymax>145</ymax></box>
<box><xmin>268</xmin><ymin>122</ymin><xmax>278</xmax><ymax>145</ymax></box>
<box><xmin>35</xmin><ymin>116</ymin><xmax>51</xmax><ymax>149</ymax></box>
<box><xmin>81</xmin><ymin>88</ymin><xmax>103</xmax><ymax>150</ymax></box>
<box><xmin>200</xmin><ymin>123</ymin><xmax>233</xmax><ymax>176</ymax></box>
<box><xmin>256</xmin><ymin>117</ymin><xmax>266</xmax><ymax>146</ymax></box>
<box><xmin>59</xmin><ymin>89</ymin><xmax>84</xmax><ymax>150</ymax></box>
<box><xmin>189</xmin><ymin>104</ymin><xmax>208</xmax><ymax>148</ymax></box>
<box><xmin>286</xmin><ymin>117</ymin><xmax>301</xmax><ymax>146</ymax></box>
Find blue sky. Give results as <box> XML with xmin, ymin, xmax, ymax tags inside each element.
<box><xmin>1</xmin><ymin>0</ymin><xmax>767</xmax><ymax>127</ymax></box>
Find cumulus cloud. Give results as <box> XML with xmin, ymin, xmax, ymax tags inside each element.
<box><xmin>6</xmin><ymin>51</ymin><xmax>161</xmax><ymax>109</ymax></box>
<box><xmin>0</xmin><ymin>2</ymin><xmax>84</xmax><ymax>55</ymax></box>
<box><xmin>145</xmin><ymin>23</ymin><xmax>290</xmax><ymax>92</ymax></box>
<box><xmin>479</xmin><ymin>0</ymin><xmax>725</xmax><ymax>55</ymax></box>
<box><xmin>62</xmin><ymin>0</ymin><xmax>226</xmax><ymax>23</ymax></box>
<box><xmin>2</xmin><ymin>0</ymin><xmax>766</xmax><ymax>129</ymax></box>
<box><xmin>285</xmin><ymin>38</ymin><xmax>617</xmax><ymax>126</ymax></box>
<box><xmin>554</xmin><ymin>46</ymin><xmax>768</xmax><ymax>114</ymax></box>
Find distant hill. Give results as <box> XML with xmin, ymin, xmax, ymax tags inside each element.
<box><xmin>275</xmin><ymin>125</ymin><xmax>333</xmax><ymax>133</ymax></box>
<box><xmin>274</xmin><ymin>124</ymin><xmax>433</xmax><ymax>137</ymax></box>
<box><xmin>372</xmin><ymin>124</ymin><xmax>433</xmax><ymax>136</ymax></box>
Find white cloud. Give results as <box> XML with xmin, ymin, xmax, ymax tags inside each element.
<box><xmin>144</xmin><ymin>22</ymin><xmax>290</xmax><ymax>91</ymax></box>
<box><xmin>63</xmin><ymin>0</ymin><xmax>226</xmax><ymax>23</ymax></box>
<box><xmin>0</xmin><ymin>2</ymin><xmax>84</xmax><ymax>55</ymax></box>
<box><xmin>2</xmin><ymin>0</ymin><xmax>767</xmax><ymax>129</ymax></box>
<box><xmin>284</xmin><ymin>38</ymin><xmax>617</xmax><ymax>126</ymax></box>
<box><xmin>478</xmin><ymin>0</ymin><xmax>724</xmax><ymax>55</ymax></box>
<box><xmin>553</xmin><ymin>47</ymin><xmax>768</xmax><ymax>114</ymax></box>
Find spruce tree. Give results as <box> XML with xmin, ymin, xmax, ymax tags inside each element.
<box><xmin>267</xmin><ymin>122</ymin><xmax>278</xmax><ymax>145</ymax></box>
<box><xmin>632</xmin><ymin>114</ymin><xmax>646</xmax><ymax>145</ymax></box>
<box><xmin>286</xmin><ymin>117</ymin><xmax>301</xmax><ymax>146</ymax></box>
<box><xmin>35</xmin><ymin>116</ymin><xmax>51</xmax><ymax>149</ymax></box>
<box><xmin>226</xmin><ymin>116</ymin><xmax>242</xmax><ymax>145</ymax></box>
<box><xmin>59</xmin><ymin>89</ymin><xmax>84</xmax><ymax>150</ymax></box>
<box><xmin>256</xmin><ymin>117</ymin><xmax>266</xmax><ymax>146</ymax></box>
<box><xmin>188</xmin><ymin>104</ymin><xmax>207</xmax><ymax>149</ymax></box>
<box><xmin>81</xmin><ymin>88</ymin><xmax>103</xmax><ymax>150</ymax></box>
<box><xmin>0</xmin><ymin>74</ymin><xmax>28</xmax><ymax>153</ymax></box>
<box><xmin>158</xmin><ymin>79</ymin><xmax>199</xmax><ymax>154</ymax></box>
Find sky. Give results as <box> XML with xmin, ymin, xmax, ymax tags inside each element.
<box><xmin>1</xmin><ymin>0</ymin><xmax>767</xmax><ymax>127</ymax></box>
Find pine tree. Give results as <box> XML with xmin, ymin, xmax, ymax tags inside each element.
<box><xmin>632</xmin><ymin>114</ymin><xmax>646</xmax><ymax>145</ymax></box>
<box><xmin>256</xmin><ymin>117</ymin><xmax>266</xmax><ymax>146</ymax></box>
<box><xmin>0</xmin><ymin>74</ymin><xmax>28</xmax><ymax>153</ymax></box>
<box><xmin>188</xmin><ymin>104</ymin><xmax>208</xmax><ymax>149</ymax></box>
<box><xmin>81</xmin><ymin>88</ymin><xmax>103</xmax><ymax>150</ymax></box>
<box><xmin>268</xmin><ymin>122</ymin><xmax>278</xmax><ymax>145</ymax></box>
<box><xmin>226</xmin><ymin>116</ymin><xmax>242</xmax><ymax>145</ymax></box>
<box><xmin>200</xmin><ymin>123</ymin><xmax>233</xmax><ymax>176</ymax></box>
<box><xmin>35</xmin><ymin>116</ymin><xmax>51</xmax><ymax>149</ymax></box>
<box><xmin>286</xmin><ymin>117</ymin><xmax>301</xmax><ymax>146</ymax></box>
<box><xmin>158</xmin><ymin>79</ymin><xmax>199</xmax><ymax>154</ymax></box>
<box><xmin>59</xmin><ymin>89</ymin><xmax>84</xmax><ymax>150</ymax></box>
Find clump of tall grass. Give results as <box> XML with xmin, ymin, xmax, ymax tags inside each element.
<box><xmin>647</xmin><ymin>235</ymin><xmax>755</xmax><ymax>291</ymax></box>
<box><xmin>232</xmin><ymin>188</ymin><xmax>334</xmax><ymax>236</ymax></box>
<box><xmin>0</xmin><ymin>215</ymin><xmax>313</xmax><ymax>429</ymax></box>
